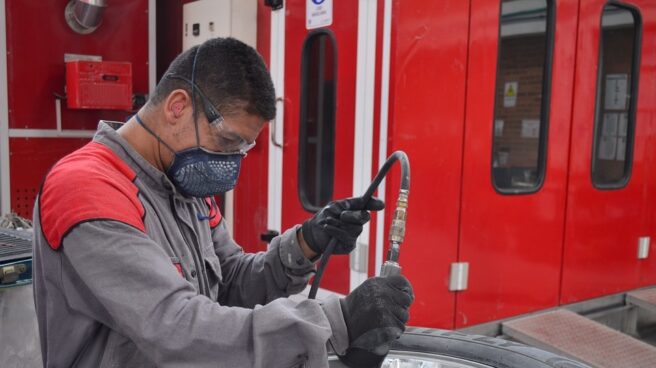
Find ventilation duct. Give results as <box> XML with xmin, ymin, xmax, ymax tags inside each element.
<box><xmin>65</xmin><ymin>0</ymin><xmax>108</xmax><ymax>35</ymax></box>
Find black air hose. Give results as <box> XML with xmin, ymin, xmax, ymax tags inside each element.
<box><xmin>308</xmin><ymin>151</ymin><xmax>410</xmax><ymax>299</ymax></box>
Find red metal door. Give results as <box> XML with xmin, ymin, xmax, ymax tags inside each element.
<box><xmin>456</xmin><ymin>0</ymin><xmax>578</xmax><ymax>327</ymax></box>
<box><xmin>281</xmin><ymin>0</ymin><xmax>359</xmax><ymax>294</ymax></box>
<box><xmin>383</xmin><ymin>0</ymin><xmax>470</xmax><ymax>329</ymax></box>
<box><xmin>561</xmin><ymin>0</ymin><xmax>655</xmax><ymax>303</ymax></box>
<box><xmin>642</xmin><ymin>0</ymin><xmax>656</xmax><ymax>289</ymax></box>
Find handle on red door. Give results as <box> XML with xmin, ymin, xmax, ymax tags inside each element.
<box><xmin>260</xmin><ymin>230</ymin><xmax>280</xmax><ymax>243</ymax></box>
<box><xmin>271</xmin><ymin>97</ymin><xmax>285</xmax><ymax>148</ymax></box>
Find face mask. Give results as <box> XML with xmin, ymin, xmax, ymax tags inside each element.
<box><xmin>134</xmin><ymin>114</ymin><xmax>244</xmax><ymax>197</ymax></box>
<box><xmin>167</xmin><ymin>146</ymin><xmax>242</xmax><ymax>197</ymax></box>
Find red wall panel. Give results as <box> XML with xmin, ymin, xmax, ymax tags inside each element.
<box><xmin>385</xmin><ymin>0</ymin><xmax>470</xmax><ymax>329</ymax></box>
<box><xmin>456</xmin><ymin>0</ymin><xmax>578</xmax><ymax>327</ymax></box>
<box><xmin>6</xmin><ymin>0</ymin><xmax>149</xmax><ymax>130</ymax></box>
<box><xmin>640</xmin><ymin>0</ymin><xmax>656</xmax><ymax>287</ymax></box>
<box><xmin>9</xmin><ymin>138</ymin><xmax>89</xmax><ymax>219</ymax></box>
<box><xmin>562</xmin><ymin>0</ymin><xmax>656</xmax><ymax>302</ymax></box>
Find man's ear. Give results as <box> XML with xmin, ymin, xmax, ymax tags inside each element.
<box><xmin>163</xmin><ymin>89</ymin><xmax>191</xmax><ymax>124</ymax></box>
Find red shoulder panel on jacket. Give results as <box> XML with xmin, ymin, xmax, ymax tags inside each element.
<box><xmin>204</xmin><ymin>197</ymin><xmax>223</xmax><ymax>228</ymax></box>
<box><xmin>39</xmin><ymin>142</ymin><xmax>146</xmax><ymax>250</ymax></box>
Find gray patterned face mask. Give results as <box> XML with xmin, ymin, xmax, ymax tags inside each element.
<box><xmin>166</xmin><ymin>146</ymin><xmax>242</xmax><ymax>197</ymax></box>
<box><xmin>134</xmin><ymin>114</ymin><xmax>244</xmax><ymax>197</ymax></box>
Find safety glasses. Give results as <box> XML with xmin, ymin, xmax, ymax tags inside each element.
<box><xmin>164</xmin><ymin>73</ymin><xmax>256</xmax><ymax>155</ymax></box>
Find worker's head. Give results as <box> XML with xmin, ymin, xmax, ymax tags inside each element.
<box><xmin>149</xmin><ymin>37</ymin><xmax>275</xmax><ymax>150</ymax></box>
<box><xmin>138</xmin><ymin>37</ymin><xmax>276</xmax><ymax>197</ymax></box>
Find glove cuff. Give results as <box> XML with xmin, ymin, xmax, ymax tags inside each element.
<box><xmin>320</xmin><ymin>296</ymin><xmax>350</xmax><ymax>355</ymax></box>
<box><xmin>301</xmin><ymin>221</ymin><xmax>323</xmax><ymax>254</ymax></box>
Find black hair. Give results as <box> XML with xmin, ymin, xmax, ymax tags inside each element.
<box><xmin>151</xmin><ymin>37</ymin><xmax>276</xmax><ymax>121</ymax></box>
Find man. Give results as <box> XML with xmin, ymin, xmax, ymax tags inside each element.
<box><xmin>33</xmin><ymin>37</ymin><xmax>413</xmax><ymax>367</ymax></box>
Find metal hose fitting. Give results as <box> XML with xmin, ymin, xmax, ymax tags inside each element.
<box><xmin>389</xmin><ymin>189</ymin><xmax>409</xmax><ymax>245</ymax></box>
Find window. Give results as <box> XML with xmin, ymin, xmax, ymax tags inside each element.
<box><xmin>298</xmin><ymin>31</ymin><xmax>337</xmax><ymax>212</ymax></box>
<box><xmin>491</xmin><ymin>0</ymin><xmax>554</xmax><ymax>193</ymax></box>
<box><xmin>592</xmin><ymin>4</ymin><xmax>641</xmax><ymax>188</ymax></box>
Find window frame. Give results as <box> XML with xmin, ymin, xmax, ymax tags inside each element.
<box><xmin>298</xmin><ymin>29</ymin><xmax>338</xmax><ymax>213</ymax></box>
<box><xmin>590</xmin><ymin>1</ymin><xmax>642</xmax><ymax>190</ymax></box>
<box><xmin>490</xmin><ymin>0</ymin><xmax>556</xmax><ymax>195</ymax></box>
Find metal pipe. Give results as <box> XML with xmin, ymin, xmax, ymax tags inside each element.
<box><xmin>74</xmin><ymin>0</ymin><xmax>107</xmax><ymax>29</ymax></box>
<box><xmin>65</xmin><ymin>0</ymin><xmax>107</xmax><ymax>35</ymax></box>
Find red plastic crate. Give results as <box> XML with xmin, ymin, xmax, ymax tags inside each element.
<box><xmin>66</xmin><ymin>60</ymin><xmax>132</xmax><ymax>110</ymax></box>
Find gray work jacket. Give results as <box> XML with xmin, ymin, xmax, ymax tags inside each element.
<box><xmin>32</xmin><ymin>121</ymin><xmax>348</xmax><ymax>367</ymax></box>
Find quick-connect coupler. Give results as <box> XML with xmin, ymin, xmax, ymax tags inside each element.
<box><xmin>381</xmin><ymin>188</ymin><xmax>409</xmax><ymax>279</ymax></box>
<box><xmin>388</xmin><ymin>189</ymin><xmax>409</xmax><ymax>250</ymax></box>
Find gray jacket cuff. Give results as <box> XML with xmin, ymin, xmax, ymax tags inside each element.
<box><xmin>320</xmin><ymin>296</ymin><xmax>349</xmax><ymax>355</ymax></box>
<box><xmin>278</xmin><ymin>225</ymin><xmax>315</xmax><ymax>274</ymax></box>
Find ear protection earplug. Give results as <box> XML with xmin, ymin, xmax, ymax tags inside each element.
<box><xmin>172</xmin><ymin>102</ymin><xmax>183</xmax><ymax>118</ymax></box>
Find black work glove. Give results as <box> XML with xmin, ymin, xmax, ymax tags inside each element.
<box><xmin>338</xmin><ymin>275</ymin><xmax>414</xmax><ymax>368</ymax></box>
<box><xmin>301</xmin><ymin>197</ymin><xmax>385</xmax><ymax>255</ymax></box>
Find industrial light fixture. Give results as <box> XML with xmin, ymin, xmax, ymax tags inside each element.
<box><xmin>65</xmin><ymin>0</ymin><xmax>108</xmax><ymax>35</ymax></box>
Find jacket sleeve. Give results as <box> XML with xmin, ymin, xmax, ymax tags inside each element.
<box><xmin>60</xmin><ymin>220</ymin><xmax>348</xmax><ymax>368</ymax></box>
<box><xmin>211</xmin><ymin>220</ymin><xmax>315</xmax><ymax>308</ymax></box>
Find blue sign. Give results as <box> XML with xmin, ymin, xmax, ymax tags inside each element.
<box><xmin>312</xmin><ymin>0</ymin><xmax>325</xmax><ymax>4</ymax></box>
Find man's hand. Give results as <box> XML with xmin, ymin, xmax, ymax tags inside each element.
<box><xmin>338</xmin><ymin>275</ymin><xmax>414</xmax><ymax>367</ymax></box>
<box><xmin>301</xmin><ymin>197</ymin><xmax>385</xmax><ymax>256</ymax></box>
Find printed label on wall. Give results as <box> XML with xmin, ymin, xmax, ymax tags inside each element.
<box><xmin>503</xmin><ymin>81</ymin><xmax>518</xmax><ymax>107</ymax></box>
<box><xmin>306</xmin><ymin>0</ymin><xmax>333</xmax><ymax>30</ymax></box>
<box><xmin>521</xmin><ymin>119</ymin><xmax>540</xmax><ymax>138</ymax></box>
<box><xmin>494</xmin><ymin>120</ymin><xmax>504</xmax><ymax>137</ymax></box>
